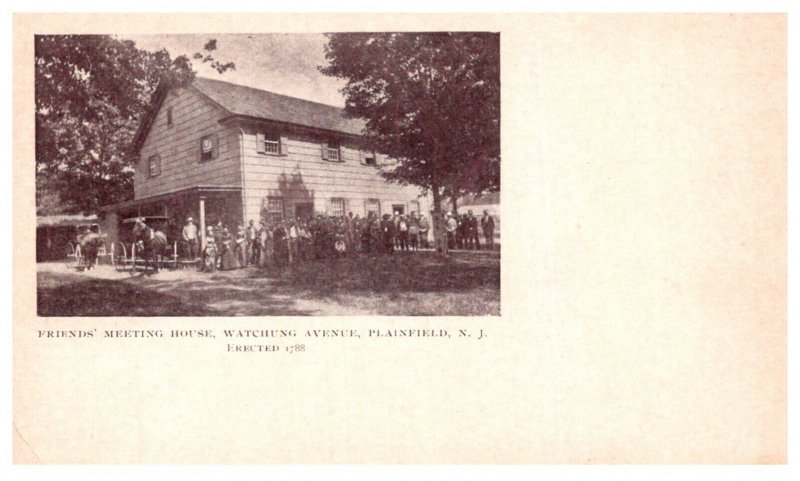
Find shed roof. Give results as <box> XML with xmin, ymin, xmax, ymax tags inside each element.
<box><xmin>37</xmin><ymin>214</ymin><xmax>98</xmax><ymax>228</ymax></box>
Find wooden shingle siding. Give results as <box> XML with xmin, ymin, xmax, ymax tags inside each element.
<box><xmin>239</xmin><ymin>124</ymin><xmax>429</xmax><ymax>222</ymax></box>
<box><xmin>132</xmin><ymin>82</ymin><xmax>430</xmax><ymax>225</ymax></box>
<box><xmin>135</xmin><ymin>87</ymin><xmax>241</xmax><ymax>200</ymax></box>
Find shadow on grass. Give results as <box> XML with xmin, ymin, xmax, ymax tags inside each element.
<box><xmin>37</xmin><ymin>271</ymin><xmax>313</xmax><ymax>317</ymax></box>
<box><xmin>37</xmin><ymin>251</ymin><xmax>500</xmax><ymax>316</ymax></box>
<box><xmin>250</xmin><ymin>251</ymin><xmax>500</xmax><ymax>297</ymax></box>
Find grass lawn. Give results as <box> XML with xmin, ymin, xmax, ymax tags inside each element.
<box><xmin>37</xmin><ymin>251</ymin><xmax>500</xmax><ymax>316</ymax></box>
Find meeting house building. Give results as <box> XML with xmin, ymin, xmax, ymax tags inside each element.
<box><xmin>99</xmin><ymin>77</ymin><xmax>431</xmax><ymax>247</ymax></box>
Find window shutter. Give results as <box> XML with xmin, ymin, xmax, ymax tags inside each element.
<box><xmin>344</xmin><ymin>198</ymin><xmax>351</xmax><ymax>216</ymax></box>
<box><xmin>198</xmin><ymin>138</ymin><xmax>204</xmax><ymax>162</ymax></box>
<box><xmin>280</xmin><ymin>135</ymin><xmax>289</xmax><ymax>156</ymax></box>
<box><xmin>321</xmin><ymin>143</ymin><xmax>329</xmax><ymax>160</ymax></box>
<box><xmin>212</xmin><ymin>134</ymin><xmax>219</xmax><ymax>159</ymax></box>
<box><xmin>256</xmin><ymin>133</ymin><xmax>266</xmax><ymax>154</ymax></box>
<box><xmin>359</xmin><ymin>150</ymin><xmax>366</xmax><ymax>165</ymax></box>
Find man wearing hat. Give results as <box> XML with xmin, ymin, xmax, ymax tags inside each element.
<box><xmin>445</xmin><ymin>212</ymin><xmax>458</xmax><ymax>250</ymax></box>
<box><xmin>481</xmin><ymin>209</ymin><xmax>495</xmax><ymax>249</ymax></box>
<box><xmin>381</xmin><ymin>213</ymin><xmax>396</xmax><ymax>254</ymax></box>
<box><xmin>182</xmin><ymin>216</ymin><xmax>199</xmax><ymax>260</ymax></box>
<box><xmin>418</xmin><ymin>213</ymin><xmax>430</xmax><ymax>249</ymax></box>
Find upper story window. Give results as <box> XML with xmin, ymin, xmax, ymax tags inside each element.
<box><xmin>361</xmin><ymin>150</ymin><xmax>376</xmax><ymax>166</ymax></box>
<box><xmin>257</xmin><ymin>132</ymin><xmax>285</xmax><ymax>156</ymax></box>
<box><xmin>166</xmin><ymin>107</ymin><xmax>173</xmax><ymax>127</ymax></box>
<box><xmin>148</xmin><ymin>153</ymin><xmax>161</xmax><ymax>177</ymax></box>
<box><xmin>264</xmin><ymin>135</ymin><xmax>279</xmax><ymax>154</ymax></box>
<box><xmin>322</xmin><ymin>140</ymin><xmax>340</xmax><ymax>161</ymax></box>
<box><xmin>199</xmin><ymin>134</ymin><xmax>217</xmax><ymax>162</ymax></box>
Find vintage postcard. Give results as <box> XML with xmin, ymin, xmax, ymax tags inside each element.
<box><xmin>13</xmin><ymin>13</ymin><xmax>786</xmax><ymax>463</ymax></box>
<box><xmin>33</xmin><ymin>30</ymin><xmax>500</xmax><ymax>317</ymax></box>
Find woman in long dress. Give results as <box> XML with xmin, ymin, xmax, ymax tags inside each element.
<box><xmin>272</xmin><ymin>223</ymin><xmax>288</xmax><ymax>266</ymax></box>
<box><xmin>234</xmin><ymin>224</ymin><xmax>246</xmax><ymax>268</ymax></box>
<box><xmin>220</xmin><ymin>227</ymin><xmax>237</xmax><ymax>270</ymax></box>
<box><xmin>201</xmin><ymin>226</ymin><xmax>218</xmax><ymax>272</ymax></box>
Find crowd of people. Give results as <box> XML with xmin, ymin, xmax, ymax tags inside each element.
<box><xmin>177</xmin><ymin>209</ymin><xmax>496</xmax><ymax>272</ymax></box>
<box><xmin>444</xmin><ymin>210</ymin><xmax>495</xmax><ymax>251</ymax></box>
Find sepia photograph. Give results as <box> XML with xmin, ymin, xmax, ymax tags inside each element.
<box><xmin>34</xmin><ymin>32</ymin><xmax>501</xmax><ymax>316</ymax></box>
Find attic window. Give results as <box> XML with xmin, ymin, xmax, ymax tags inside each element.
<box><xmin>364</xmin><ymin>154</ymin><xmax>376</xmax><ymax>166</ymax></box>
<box><xmin>148</xmin><ymin>153</ymin><xmax>161</xmax><ymax>177</ymax></box>
<box><xmin>199</xmin><ymin>134</ymin><xmax>217</xmax><ymax>162</ymax></box>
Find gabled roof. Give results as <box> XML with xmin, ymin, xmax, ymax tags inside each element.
<box><xmin>131</xmin><ymin>77</ymin><xmax>366</xmax><ymax>155</ymax></box>
<box><xmin>193</xmin><ymin>77</ymin><xmax>366</xmax><ymax>136</ymax></box>
<box><xmin>131</xmin><ymin>81</ymin><xmax>170</xmax><ymax>155</ymax></box>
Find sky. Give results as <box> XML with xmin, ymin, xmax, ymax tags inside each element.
<box><xmin>121</xmin><ymin>33</ymin><xmax>348</xmax><ymax>107</ymax></box>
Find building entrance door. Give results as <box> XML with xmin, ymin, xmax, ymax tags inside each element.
<box><xmin>392</xmin><ymin>204</ymin><xmax>405</xmax><ymax>215</ymax></box>
<box><xmin>295</xmin><ymin>203</ymin><xmax>314</xmax><ymax>220</ymax></box>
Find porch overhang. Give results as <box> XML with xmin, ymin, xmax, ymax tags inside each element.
<box><xmin>98</xmin><ymin>185</ymin><xmax>242</xmax><ymax>213</ymax></box>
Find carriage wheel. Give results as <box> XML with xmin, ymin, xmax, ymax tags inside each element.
<box><xmin>63</xmin><ymin>243</ymin><xmax>76</xmax><ymax>268</ymax></box>
<box><xmin>112</xmin><ymin>242</ymin><xmax>129</xmax><ymax>273</ymax></box>
<box><xmin>63</xmin><ymin>243</ymin><xmax>83</xmax><ymax>269</ymax></box>
<box><xmin>131</xmin><ymin>243</ymin><xmax>147</xmax><ymax>274</ymax></box>
<box><xmin>170</xmin><ymin>241</ymin><xmax>179</xmax><ymax>270</ymax></box>
<box><xmin>75</xmin><ymin>244</ymin><xmax>84</xmax><ymax>269</ymax></box>
<box><xmin>70</xmin><ymin>243</ymin><xmax>84</xmax><ymax>269</ymax></box>
<box><xmin>97</xmin><ymin>242</ymin><xmax>108</xmax><ymax>266</ymax></box>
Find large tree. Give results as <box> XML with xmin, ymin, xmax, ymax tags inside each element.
<box><xmin>320</xmin><ymin>32</ymin><xmax>500</xmax><ymax>253</ymax></box>
<box><xmin>35</xmin><ymin>35</ymin><xmax>234</xmax><ymax>214</ymax></box>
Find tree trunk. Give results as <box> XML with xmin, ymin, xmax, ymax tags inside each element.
<box><xmin>451</xmin><ymin>196</ymin><xmax>458</xmax><ymax>215</ymax></box>
<box><xmin>431</xmin><ymin>184</ymin><xmax>448</xmax><ymax>256</ymax></box>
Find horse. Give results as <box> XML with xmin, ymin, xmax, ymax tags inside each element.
<box><xmin>79</xmin><ymin>231</ymin><xmax>105</xmax><ymax>270</ymax></box>
<box><xmin>132</xmin><ymin>218</ymin><xmax>169</xmax><ymax>273</ymax></box>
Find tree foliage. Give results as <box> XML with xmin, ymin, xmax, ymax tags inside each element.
<box><xmin>320</xmin><ymin>32</ymin><xmax>500</xmax><ymax>208</ymax></box>
<box><xmin>35</xmin><ymin>35</ymin><xmax>234</xmax><ymax>214</ymax></box>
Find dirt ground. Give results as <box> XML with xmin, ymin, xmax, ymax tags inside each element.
<box><xmin>37</xmin><ymin>251</ymin><xmax>500</xmax><ymax>316</ymax></box>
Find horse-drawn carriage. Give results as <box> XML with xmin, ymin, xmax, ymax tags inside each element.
<box><xmin>112</xmin><ymin>216</ymin><xmax>201</xmax><ymax>274</ymax></box>
<box><xmin>63</xmin><ymin>223</ymin><xmax>110</xmax><ymax>270</ymax></box>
